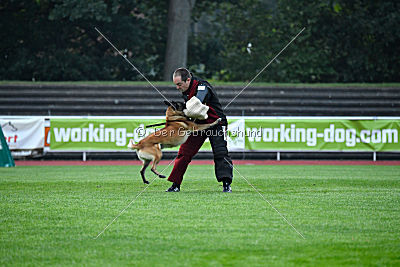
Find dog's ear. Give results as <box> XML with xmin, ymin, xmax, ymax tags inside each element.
<box><xmin>164</xmin><ymin>100</ymin><xmax>178</xmax><ymax>110</ymax></box>
<box><xmin>171</xmin><ymin>101</ymin><xmax>179</xmax><ymax>110</ymax></box>
<box><xmin>173</xmin><ymin>101</ymin><xmax>186</xmax><ymax>111</ymax></box>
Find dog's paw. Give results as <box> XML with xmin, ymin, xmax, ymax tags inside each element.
<box><xmin>159</xmin><ymin>174</ymin><xmax>166</xmax><ymax>179</ymax></box>
<box><xmin>143</xmin><ymin>180</ymin><xmax>150</xmax><ymax>184</ymax></box>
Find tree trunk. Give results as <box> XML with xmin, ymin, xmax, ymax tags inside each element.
<box><xmin>163</xmin><ymin>0</ymin><xmax>195</xmax><ymax>81</ymax></box>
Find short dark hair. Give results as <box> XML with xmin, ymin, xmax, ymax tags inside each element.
<box><xmin>173</xmin><ymin>68</ymin><xmax>191</xmax><ymax>81</ymax></box>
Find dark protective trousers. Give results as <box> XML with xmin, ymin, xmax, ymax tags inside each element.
<box><xmin>168</xmin><ymin>124</ymin><xmax>233</xmax><ymax>185</ymax></box>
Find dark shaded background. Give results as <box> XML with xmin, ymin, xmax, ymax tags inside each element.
<box><xmin>1</xmin><ymin>0</ymin><xmax>399</xmax><ymax>82</ymax></box>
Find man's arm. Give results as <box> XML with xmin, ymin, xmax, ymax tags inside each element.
<box><xmin>195</xmin><ymin>84</ymin><xmax>209</xmax><ymax>103</ymax></box>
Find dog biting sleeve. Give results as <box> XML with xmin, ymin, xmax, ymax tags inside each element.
<box><xmin>184</xmin><ymin>96</ymin><xmax>209</xmax><ymax>120</ymax></box>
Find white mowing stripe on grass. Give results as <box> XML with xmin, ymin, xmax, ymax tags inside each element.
<box><xmin>94</xmin><ymin>158</ymin><xmax>176</xmax><ymax>239</ymax></box>
<box><xmin>224</xmin><ymin>158</ymin><xmax>306</xmax><ymax>239</ymax></box>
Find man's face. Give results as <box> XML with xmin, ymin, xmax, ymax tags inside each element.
<box><xmin>173</xmin><ymin>75</ymin><xmax>191</xmax><ymax>93</ymax></box>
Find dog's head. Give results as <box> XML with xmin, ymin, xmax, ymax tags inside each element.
<box><xmin>164</xmin><ymin>100</ymin><xmax>185</xmax><ymax>111</ymax></box>
<box><xmin>164</xmin><ymin>100</ymin><xmax>186</xmax><ymax>118</ymax></box>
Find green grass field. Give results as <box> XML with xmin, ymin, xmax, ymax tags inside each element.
<box><xmin>1</xmin><ymin>164</ymin><xmax>399</xmax><ymax>266</ymax></box>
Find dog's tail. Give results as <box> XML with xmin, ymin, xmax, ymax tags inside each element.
<box><xmin>127</xmin><ymin>139</ymin><xmax>140</xmax><ymax>150</ymax></box>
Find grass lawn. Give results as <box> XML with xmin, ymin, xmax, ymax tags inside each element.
<box><xmin>1</xmin><ymin>165</ymin><xmax>399</xmax><ymax>266</ymax></box>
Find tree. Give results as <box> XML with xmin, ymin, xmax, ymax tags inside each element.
<box><xmin>163</xmin><ymin>0</ymin><xmax>195</xmax><ymax>81</ymax></box>
<box><xmin>199</xmin><ymin>0</ymin><xmax>400</xmax><ymax>82</ymax></box>
<box><xmin>1</xmin><ymin>0</ymin><xmax>399</xmax><ymax>82</ymax></box>
<box><xmin>0</xmin><ymin>0</ymin><xmax>168</xmax><ymax>81</ymax></box>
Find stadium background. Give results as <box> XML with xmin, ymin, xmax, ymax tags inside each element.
<box><xmin>1</xmin><ymin>1</ymin><xmax>400</xmax><ymax>266</ymax></box>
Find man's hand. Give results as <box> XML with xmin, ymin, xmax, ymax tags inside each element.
<box><xmin>184</xmin><ymin>96</ymin><xmax>209</xmax><ymax>120</ymax></box>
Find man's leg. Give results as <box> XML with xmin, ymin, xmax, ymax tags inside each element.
<box><xmin>167</xmin><ymin>133</ymin><xmax>207</xmax><ymax>189</ymax></box>
<box><xmin>209</xmin><ymin>124</ymin><xmax>233</xmax><ymax>191</ymax></box>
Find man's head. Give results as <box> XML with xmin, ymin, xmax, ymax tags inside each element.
<box><xmin>173</xmin><ymin>68</ymin><xmax>191</xmax><ymax>93</ymax></box>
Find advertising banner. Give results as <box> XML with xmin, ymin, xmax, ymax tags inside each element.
<box><xmin>0</xmin><ymin>127</ymin><xmax>15</xmax><ymax>167</ymax></box>
<box><xmin>49</xmin><ymin>118</ymin><xmax>400</xmax><ymax>152</ymax></box>
<box><xmin>50</xmin><ymin>118</ymin><xmax>162</xmax><ymax>150</ymax></box>
<box><xmin>244</xmin><ymin>119</ymin><xmax>399</xmax><ymax>151</ymax></box>
<box><xmin>0</xmin><ymin>118</ymin><xmax>44</xmax><ymax>150</ymax></box>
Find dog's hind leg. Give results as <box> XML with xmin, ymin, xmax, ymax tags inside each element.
<box><xmin>151</xmin><ymin>161</ymin><xmax>166</xmax><ymax>178</ymax></box>
<box><xmin>140</xmin><ymin>160</ymin><xmax>151</xmax><ymax>184</ymax></box>
<box><xmin>151</xmin><ymin>147</ymin><xmax>165</xmax><ymax>178</ymax></box>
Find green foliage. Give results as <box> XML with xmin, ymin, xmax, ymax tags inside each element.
<box><xmin>204</xmin><ymin>0</ymin><xmax>400</xmax><ymax>82</ymax></box>
<box><xmin>1</xmin><ymin>0</ymin><xmax>399</xmax><ymax>82</ymax></box>
<box><xmin>0</xmin><ymin>0</ymin><xmax>168</xmax><ymax>81</ymax></box>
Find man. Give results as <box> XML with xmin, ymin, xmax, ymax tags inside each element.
<box><xmin>166</xmin><ymin>68</ymin><xmax>233</xmax><ymax>193</ymax></box>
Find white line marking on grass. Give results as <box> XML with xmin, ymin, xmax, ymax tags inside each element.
<box><xmin>224</xmin><ymin>158</ymin><xmax>305</xmax><ymax>239</ymax></box>
<box><xmin>224</xmin><ymin>27</ymin><xmax>306</xmax><ymax>110</ymax></box>
<box><xmin>94</xmin><ymin>27</ymin><xmax>173</xmax><ymax>106</ymax></box>
<box><xmin>94</xmin><ymin>158</ymin><xmax>176</xmax><ymax>239</ymax></box>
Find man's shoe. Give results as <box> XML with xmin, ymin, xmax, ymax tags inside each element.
<box><xmin>166</xmin><ymin>183</ymin><xmax>180</xmax><ymax>192</ymax></box>
<box><xmin>222</xmin><ymin>181</ymin><xmax>232</xmax><ymax>193</ymax></box>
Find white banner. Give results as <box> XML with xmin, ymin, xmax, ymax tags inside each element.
<box><xmin>227</xmin><ymin>118</ymin><xmax>246</xmax><ymax>151</ymax></box>
<box><xmin>0</xmin><ymin>118</ymin><xmax>44</xmax><ymax>150</ymax></box>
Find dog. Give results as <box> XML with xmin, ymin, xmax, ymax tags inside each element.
<box><xmin>128</xmin><ymin>100</ymin><xmax>221</xmax><ymax>184</ymax></box>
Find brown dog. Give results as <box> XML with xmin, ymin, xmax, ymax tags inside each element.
<box><xmin>128</xmin><ymin>100</ymin><xmax>221</xmax><ymax>184</ymax></box>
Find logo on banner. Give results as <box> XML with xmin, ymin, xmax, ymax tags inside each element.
<box><xmin>0</xmin><ymin>119</ymin><xmax>44</xmax><ymax>150</ymax></box>
<box><xmin>227</xmin><ymin>119</ymin><xmax>245</xmax><ymax>151</ymax></box>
